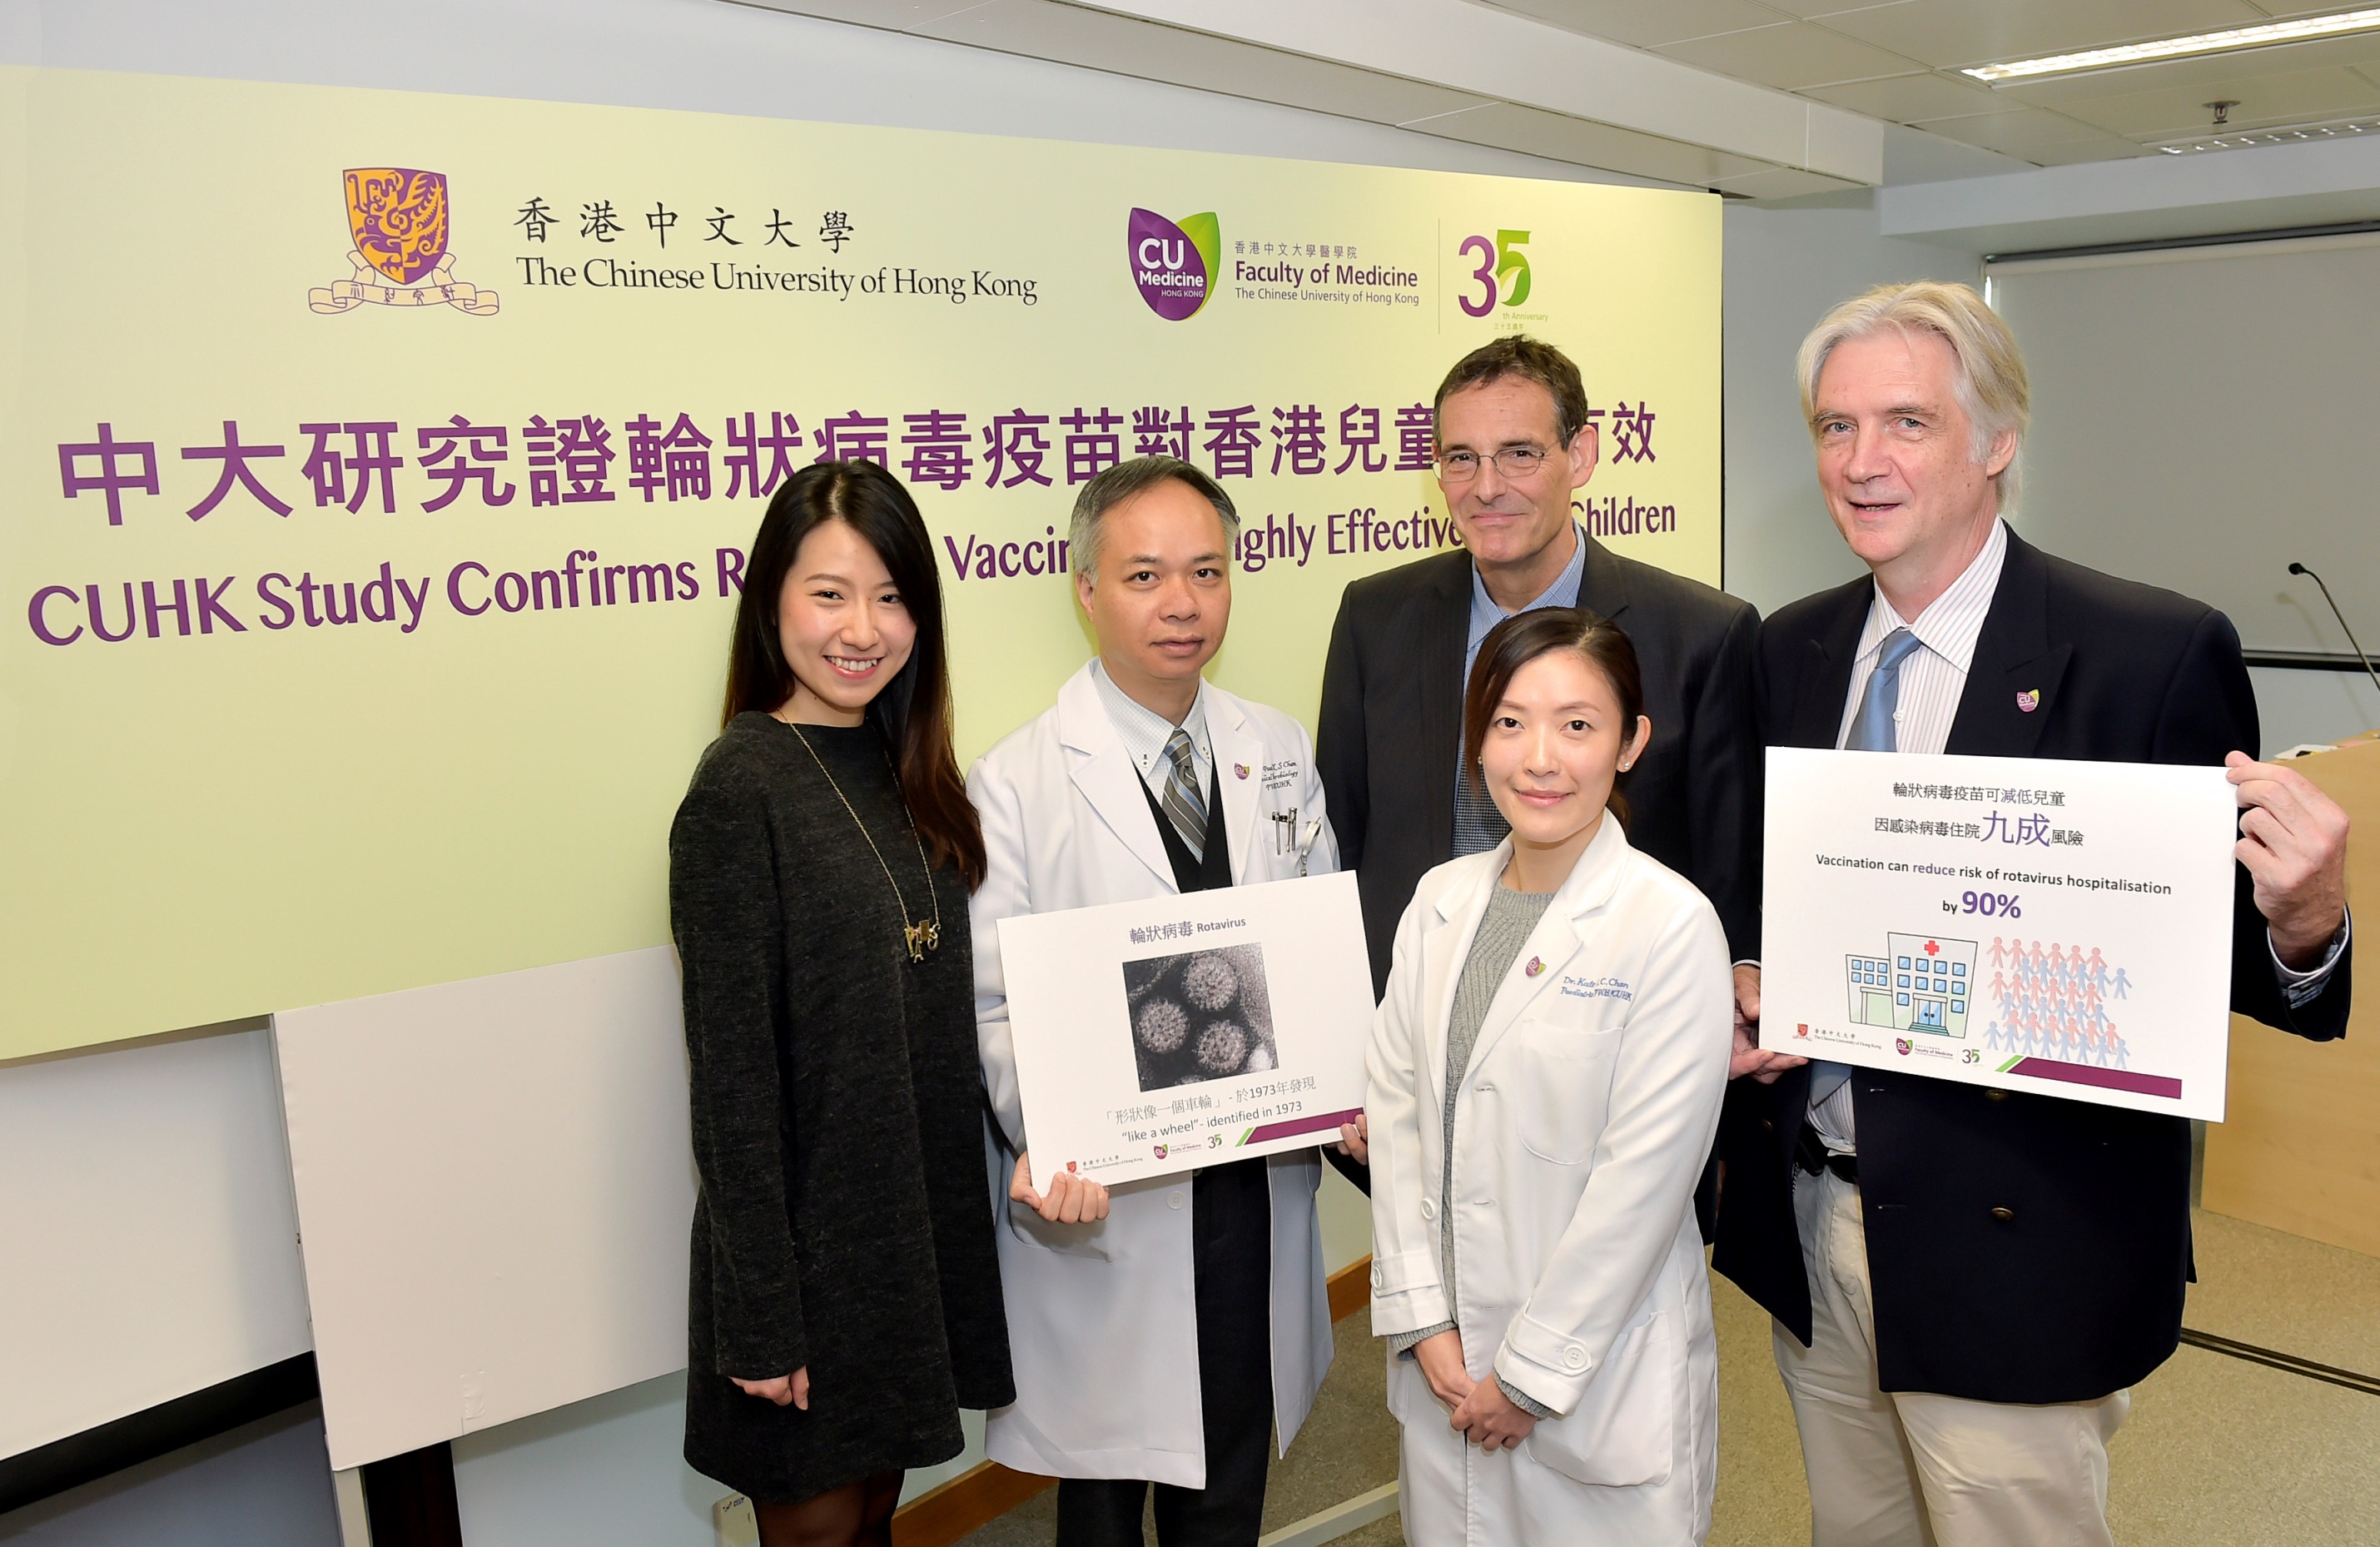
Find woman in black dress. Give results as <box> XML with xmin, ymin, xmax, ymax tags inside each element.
<box><xmin>670</xmin><ymin>460</ymin><xmax>1012</xmax><ymax>1547</ymax></box>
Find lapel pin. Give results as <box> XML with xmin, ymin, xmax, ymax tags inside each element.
<box><xmin>1235</xmin><ymin>763</ymin><xmax>1250</xmax><ymax>779</ymax></box>
<box><xmin>1525</xmin><ymin>956</ymin><xmax>1545</xmax><ymax>977</ymax></box>
<box><xmin>2015</xmin><ymin>689</ymin><xmax>2040</xmax><ymax>714</ymax></box>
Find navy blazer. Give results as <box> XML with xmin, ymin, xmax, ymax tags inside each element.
<box><xmin>1318</xmin><ymin>536</ymin><xmax>1762</xmax><ymax>996</ymax></box>
<box><xmin>1712</xmin><ymin>528</ymin><xmax>2352</xmax><ymax>1405</ymax></box>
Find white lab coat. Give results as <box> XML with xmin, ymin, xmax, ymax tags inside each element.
<box><xmin>969</xmin><ymin>662</ymin><xmax>1340</xmax><ymax>1488</ymax></box>
<box><xmin>1367</xmin><ymin>818</ymin><xmax>1732</xmax><ymax>1545</ymax></box>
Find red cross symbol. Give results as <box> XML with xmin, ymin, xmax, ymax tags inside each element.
<box><xmin>1923</xmin><ymin>941</ymin><xmax>1940</xmax><ymax>956</ymax></box>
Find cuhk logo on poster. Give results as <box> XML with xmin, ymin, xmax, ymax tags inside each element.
<box><xmin>1127</xmin><ymin>207</ymin><xmax>1219</xmax><ymax>321</ymax></box>
<box><xmin>309</xmin><ymin>168</ymin><xmax>499</xmax><ymax>316</ymax></box>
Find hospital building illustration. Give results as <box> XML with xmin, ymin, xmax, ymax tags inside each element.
<box><xmin>1846</xmin><ymin>933</ymin><xmax>1978</xmax><ymax>1037</ymax></box>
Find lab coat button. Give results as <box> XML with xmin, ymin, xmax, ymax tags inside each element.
<box><xmin>1476</xmin><ymin>1082</ymin><xmax>1495</xmax><ymax>1094</ymax></box>
<box><xmin>1372</xmin><ymin>1266</ymin><xmax>1384</xmax><ymax>1289</ymax></box>
<box><xmin>1563</xmin><ymin>1346</ymin><xmax>1587</xmax><ymax>1371</ymax></box>
<box><xmin>1168</xmin><ymin>1191</ymin><xmax>1186</xmax><ymax>1210</ymax></box>
<box><xmin>1419</xmin><ymin>1198</ymin><xmax>1437</xmax><ymax>1221</ymax></box>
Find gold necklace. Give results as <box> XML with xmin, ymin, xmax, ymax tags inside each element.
<box><xmin>785</xmin><ymin>723</ymin><xmax>942</xmax><ymax>963</ymax></box>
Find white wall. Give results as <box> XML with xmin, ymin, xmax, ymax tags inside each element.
<box><xmin>2248</xmin><ymin>666</ymin><xmax>2380</xmax><ymax>758</ymax></box>
<box><xmin>0</xmin><ymin>1023</ymin><xmax>311</xmax><ymax>1460</ymax></box>
<box><xmin>1719</xmin><ymin>192</ymin><xmax>1979</xmax><ymax>616</ymax></box>
<box><xmin>0</xmin><ymin>0</ymin><xmax>1655</xmax><ymax>187</ymax></box>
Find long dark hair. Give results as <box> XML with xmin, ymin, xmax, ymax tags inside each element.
<box><xmin>1462</xmin><ymin>607</ymin><xmax>1647</xmax><ymax>828</ymax></box>
<box><xmin>722</xmin><ymin>461</ymin><xmax>986</xmax><ymax>888</ymax></box>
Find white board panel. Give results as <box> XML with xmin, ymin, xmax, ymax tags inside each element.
<box><xmin>1987</xmin><ymin>234</ymin><xmax>2380</xmax><ymax>659</ymax></box>
<box><xmin>0</xmin><ymin>1025</ymin><xmax>312</xmax><ymax>1457</ymax></box>
<box><xmin>273</xmin><ymin>948</ymin><xmax>694</xmax><ymax>1471</ymax></box>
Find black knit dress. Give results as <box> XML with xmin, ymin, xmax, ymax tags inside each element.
<box><xmin>669</xmin><ymin>712</ymin><xmax>1012</xmax><ymax>1504</ymax></box>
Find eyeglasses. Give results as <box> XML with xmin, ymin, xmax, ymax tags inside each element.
<box><xmin>1433</xmin><ymin>445</ymin><xmax>1552</xmax><ymax>482</ymax></box>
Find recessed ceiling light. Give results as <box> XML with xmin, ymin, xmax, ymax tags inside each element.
<box><xmin>2149</xmin><ymin>114</ymin><xmax>2380</xmax><ymax>153</ymax></box>
<box><xmin>1965</xmin><ymin>7</ymin><xmax>2380</xmax><ymax>82</ymax></box>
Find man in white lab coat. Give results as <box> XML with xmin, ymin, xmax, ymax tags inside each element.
<box><xmin>970</xmin><ymin>455</ymin><xmax>1341</xmax><ymax>1547</ymax></box>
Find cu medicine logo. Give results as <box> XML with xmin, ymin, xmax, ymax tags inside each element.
<box><xmin>308</xmin><ymin>168</ymin><xmax>499</xmax><ymax>317</ymax></box>
<box><xmin>1128</xmin><ymin>207</ymin><xmax>1220</xmax><ymax>321</ymax></box>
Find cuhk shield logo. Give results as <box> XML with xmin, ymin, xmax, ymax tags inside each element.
<box><xmin>1796</xmin><ymin>1022</ymin><xmax>1810</xmax><ymax>1038</ymax></box>
<box><xmin>309</xmin><ymin>168</ymin><xmax>498</xmax><ymax>316</ymax></box>
<box><xmin>1128</xmin><ymin>208</ymin><xmax>1220</xmax><ymax>321</ymax></box>
<box><xmin>350</xmin><ymin>167</ymin><xmax>449</xmax><ymax>283</ymax></box>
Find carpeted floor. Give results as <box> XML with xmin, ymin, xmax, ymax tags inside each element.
<box><xmin>956</xmin><ymin>1207</ymin><xmax>2380</xmax><ymax>1545</ymax></box>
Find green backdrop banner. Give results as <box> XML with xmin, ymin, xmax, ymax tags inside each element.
<box><xmin>0</xmin><ymin>66</ymin><xmax>1721</xmax><ymax>1058</ymax></box>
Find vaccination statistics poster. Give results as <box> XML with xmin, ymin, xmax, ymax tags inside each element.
<box><xmin>1761</xmin><ymin>749</ymin><xmax>2238</xmax><ymax>1119</ymax></box>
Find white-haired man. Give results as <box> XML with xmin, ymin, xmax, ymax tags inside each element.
<box><xmin>1713</xmin><ymin>281</ymin><xmax>2352</xmax><ymax>1546</ymax></box>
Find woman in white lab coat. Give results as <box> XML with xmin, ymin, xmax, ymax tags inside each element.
<box><xmin>1368</xmin><ymin>608</ymin><xmax>1733</xmax><ymax>1546</ymax></box>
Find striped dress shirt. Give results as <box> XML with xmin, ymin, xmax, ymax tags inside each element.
<box><xmin>1811</xmin><ymin>520</ymin><xmax>2008</xmax><ymax>1149</ymax></box>
<box><xmin>1091</xmin><ymin>658</ymin><xmax>1214</xmax><ymax>803</ymax></box>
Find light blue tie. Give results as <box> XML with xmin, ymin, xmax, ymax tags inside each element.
<box><xmin>1811</xmin><ymin>627</ymin><xmax>1925</xmax><ymax>1110</ymax></box>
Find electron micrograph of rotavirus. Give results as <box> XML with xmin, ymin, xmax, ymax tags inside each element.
<box><xmin>1121</xmin><ymin>943</ymin><xmax>1278</xmax><ymax>1093</ymax></box>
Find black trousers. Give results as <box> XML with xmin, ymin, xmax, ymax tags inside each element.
<box><xmin>1056</xmin><ymin>1157</ymin><xmax>1274</xmax><ymax>1547</ymax></box>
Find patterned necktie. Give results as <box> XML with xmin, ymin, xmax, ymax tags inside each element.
<box><xmin>1811</xmin><ymin>626</ymin><xmax>1926</xmax><ymax>1111</ymax></box>
<box><xmin>1160</xmin><ymin>728</ymin><xmax>1207</xmax><ymax>863</ymax></box>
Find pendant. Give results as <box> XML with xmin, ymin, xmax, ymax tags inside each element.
<box><xmin>906</xmin><ymin>919</ymin><xmax>940</xmax><ymax>962</ymax></box>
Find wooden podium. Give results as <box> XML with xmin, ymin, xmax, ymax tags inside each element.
<box><xmin>2201</xmin><ymin>735</ymin><xmax>2380</xmax><ymax>1259</ymax></box>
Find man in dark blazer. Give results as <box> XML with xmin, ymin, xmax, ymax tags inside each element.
<box><xmin>1317</xmin><ymin>334</ymin><xmax>1761</xmax><ymax>999</ymax></box>
<box><xmin>1714</xmin><ymin>281</ymin><xmax>2352</xmax><ymax>1547</ymax></box>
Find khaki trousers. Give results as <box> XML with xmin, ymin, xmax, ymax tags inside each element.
<box><xmin>1771</xmin><ymin>1166</ymin><xmax>2129</xmax><ymax>1547</ymax></box>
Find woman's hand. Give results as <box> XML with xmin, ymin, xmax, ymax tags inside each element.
<box><xmin>732</xmin><ymin>1368</ymin><xmax>809</xmax><ymax>1409</ymax></box>
<box><xmin>1449</xmin><ymin>1375</ymin><xmax>1538</xmax><ymax>1450</ymax></box>
<box><xmin>1011</xmin><ymin>1151</ymin><xmax>1111</xmax><ymax>1224</ymax></box>
<box><xmin>1334</xmin><ymin>1112</ymin><xmax>1369</xmax><ymax>1165</ymax></box>
<box><xmin>1412</xmin><ymin>1329</ymin><xmax>1475</xmax><ymax>1410</ymax></box>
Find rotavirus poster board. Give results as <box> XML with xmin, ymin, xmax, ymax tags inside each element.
<box><xmin>1759</xmin><ymin>749</ymin><xmax>2238</xmax><ymax>1119</ymax></box>
<box><xmin>997</xmin><ymin>873</ymin><xmax>1372</xmax><ymax>1190</ymax></box>
<box><xmin>2</xmin><ymin>65</ymin><xmax>1721</xmax><ymax>1059</ymax></box>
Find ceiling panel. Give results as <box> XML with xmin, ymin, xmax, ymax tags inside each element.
<box><xmin>1910</xmin><ymin>105</ymin><xmax>2142</xmax><ymax>155</ymax></box>
<box><xmin>1655</xmin><ymin>20</ymin><xmax>1929</xmax><ymax>90</ymax></box>
<box><xmin>1814</xmin><ymin>0</ymin><xmax>2269</xmax><ymax>72</ymax></box>
<box><xmin>913</xmin><ymin>0</ymin><xmax>1497</xmax><ymax>127</ymax></box>
<box><xmin>2035</xmin><ymin>65</ymin><xmax>2380</xmax><ymax>137</ymax></box>
<box><xmin>1758</xmin><ymin>0</ymin><xmax>1915</xmax><ymax>15</ymax></box>
<box><xmin>2019</xmin><ymin>137</ymin><xmax>2154</xmax><ymax>164</ymax></box>
<box><xmin>1479</xmin><ymin>0</ymin><xmax>1794</xmax><ymax>50</ymax></box>
<box><xmin>1406</xmin><ymin>100</ymin><xmax>1771</xmax><ymax>185</ymax></box>
<box><xmin>1799</xmin><ymin>68</ymin><xmax>2005</xmax><ymax>119</ymax></box>
<box><xmin>1709</xmin><ymin>165</ymin><xmax>1868</xmax><ymax>196</ymax></box>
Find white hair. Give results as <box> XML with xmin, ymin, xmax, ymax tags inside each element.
<box><xmin>1796</xmin><ymin>281</ymin><xmax>2030</xmax><ymax>510</ymax></box>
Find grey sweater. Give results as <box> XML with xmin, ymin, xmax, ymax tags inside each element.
<box><xmin>671</xmin><ymin>714</ymin><xmax>1014</xmax><ymax>1501</ymax></box>
<box><xmin>1389</xmin><ymin>882</ymin><xmax>1558</xmax><ymax>1420</ymax></box>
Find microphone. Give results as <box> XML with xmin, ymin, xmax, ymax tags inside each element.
<box><xmin>2288</xmin><ymin>561</ymin><xmax>2380</xmax><ymax>702</ymax></box>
